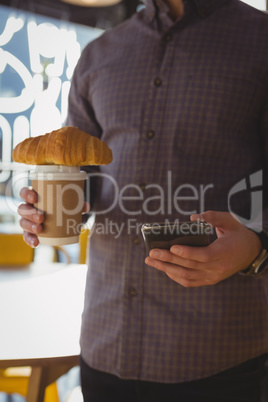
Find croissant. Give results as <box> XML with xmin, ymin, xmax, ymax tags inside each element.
<box><xmin>12</xmin><ymin>126</ymin><xmax>113</xmax><ymax>166</ymax></box>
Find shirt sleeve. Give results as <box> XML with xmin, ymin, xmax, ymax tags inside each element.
<box><xmin>66</xmin><ymin>46</ymin><xmax>102</xmax><ymax>138</ymax></box>
<box><xmin>260</xmin><ymin>95</ymin><xmax>268</xmax><ymax>234</ymax></box>
<box><xmin>66</xmin><ymin>48</ymin><xmax>102</xmax><ymax>211</ymax></box>
<box><xmin>246</xmin><ymin>94</ymin><xmax>268</xmax><ymax>236</ymax></box>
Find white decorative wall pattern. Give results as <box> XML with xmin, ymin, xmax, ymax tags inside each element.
<box><xmin>0</xmin><ymin>5</ymin><xmax>102</xmax><ymax>196</ymax></box>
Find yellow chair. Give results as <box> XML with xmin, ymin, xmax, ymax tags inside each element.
<box><xmin>0</xmin><ymin>367</ymin><xmax>59</xmax><ymax>401</ymax></box>
<box><xmin>0</xmin><ymin>229</ymin><xmax>89</xmax><ymax>400</ymax></box>
<box><xmin>0</xmin><ymin>233</ymin><xmax>59</xmax><ymax>401</ymax></box>
<box><xmin>52</xmin><ymin>227</ymin><xmax>90</xmax><ymax>264</ymax></box>
<box><xmin>0</xmin><ymin>233</ymin><xmax>34</xmax><ymax>266</ymax></box>
<box><xmin>0</xmin><ymin>227</ymin><xmax>90</xmax><ymax>266</ymax></box>
<box><xmin>0</xmin><ymin>234</ymin><xmax>59</xmax><ymax>401</ymax></box>
<box><xmin>79</xmin><ymin>227</ymin><xmax>90</xmax><ymax>264</ymax></box>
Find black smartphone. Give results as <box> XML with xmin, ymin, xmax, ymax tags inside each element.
<box><xmin>141</xmin><ymin>221</ymin><xmax>213</xmax><ymax>253</ymax></box>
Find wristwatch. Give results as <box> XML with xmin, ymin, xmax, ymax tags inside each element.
<box><xmin>241</xmin><ymin>230</ymin><xmax>268</xmax><ymax>276</ymax></box>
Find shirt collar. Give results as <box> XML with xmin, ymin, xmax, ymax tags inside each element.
<box><xmin>144</xmin><ymin>0</ymin><xmax>231</xmax><ymax>19</ymax></box>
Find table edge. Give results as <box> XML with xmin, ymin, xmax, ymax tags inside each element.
<box><xmin>0</xmin><ymin>354</ymin><xmax>80</xmax><ymax>368</ymax></box>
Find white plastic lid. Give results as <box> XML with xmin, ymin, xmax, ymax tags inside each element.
<box><xmin>30</xmin><ymin>165</ymin><xmax>87</xmax><ymax>181</ymax></box>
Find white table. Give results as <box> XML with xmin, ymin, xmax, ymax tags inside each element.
<box><xmin>0</xmin><ymin>263</ymin><xmax>87</xmax><ymax>402</ymax></box>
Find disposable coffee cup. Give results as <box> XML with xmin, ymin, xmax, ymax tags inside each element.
<box><xmin>30</xmin><ymin>165</ymin><xmax>87</xmax><ymax>246</ymax></box>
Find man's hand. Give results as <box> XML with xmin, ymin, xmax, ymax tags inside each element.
<box><xmin>145</xmin><ymin>211</ymin><xmax>262</xmax><ymax>287</ymax></box>
<box><xmin>18</xmin><ymin>188</ymin><xmax>44</xmax><ymax>248</ymax></box>
<box><xmin>18</xmin><ymin>187</ymin><xmax>90</xmax><ymax>248</ymax></box>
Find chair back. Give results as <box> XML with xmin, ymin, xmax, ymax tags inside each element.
<box><xmin>0</xmin><ymin>233</ymin><xmax>34</xmax><ymax>266</ymax></box>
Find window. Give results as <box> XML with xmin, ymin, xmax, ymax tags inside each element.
<box><xmin>0</xmin><ymin>5</ymin><xmax>103</xmax><ymax>199</ymax></box>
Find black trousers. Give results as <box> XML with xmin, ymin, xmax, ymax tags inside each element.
<box><xmin>80</xmin><ymin>354</ymin><xmax>267</xmax><ymax>402</ymax></box>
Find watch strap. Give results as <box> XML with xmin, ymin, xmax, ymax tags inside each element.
<box><xmin>253</xmin><ymin>230</ymin><xmax>268</xmax><ymax>250</ymax></box>
<box><xmin>241</xmin><ymin>230</ymin><xmax>268</xmax><ymax>276</ymax></box>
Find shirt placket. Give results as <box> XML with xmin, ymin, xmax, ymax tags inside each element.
<box><xmin>119</xmin><ymin>29</ymin><xmax>178</xmax><ymax>378</ymax></box>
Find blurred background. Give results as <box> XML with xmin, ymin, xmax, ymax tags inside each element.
<box><xmin>0</xmin><ymin>0</ymin><xmax>144</xmax><ymax>265</ymax></box>
<box><xmin>0</xmin><ymin>0</ymin><xmax>143</xmax><ymax>201</ymax></box>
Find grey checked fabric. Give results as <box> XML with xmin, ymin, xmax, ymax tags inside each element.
<box><xmin>67</xmin><ymin>0</ymin><xmax>268</xmax><ymax>382</ymax></box>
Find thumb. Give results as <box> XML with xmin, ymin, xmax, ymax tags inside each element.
<box><xmin>190</xmin><ymin>210</ymin><xmax>241</xmax><ymax>233</ymax></box>
<box><xmin>82</xmin><ymin>201</ymin><xmax>90</xmax><ymax>214</ymax></box>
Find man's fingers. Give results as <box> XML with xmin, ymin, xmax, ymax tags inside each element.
<box><xmin>190</xmin><ymin>210</ymin><xmax>240</xmax><ymax>231</ymax></box>
<box><xmin>19</xmin><ymin>187</ymin><xmax>38</xmax><ymax>204</ymax></box>
<box><xmin>20</xmin><ymin>217</ymin><xmax>43</xmax><ymax>235</ymax></box>
<box><xmin>17</xmin><ymin>203</ymin><xmax>44</xmax><ymax>223</ymax></box>
<box><xmin>82</xmin><ymin>201</ymin><xmax>90</xmax><ymax>214</ymax></box>
<box><xmin>18</xmin><ymin>187</ymin><xmax>42</xmax><ymax>248</ymax></box>
<box><xmin>145</xmin><ymin>257</ymin><xmax>214</xmax><ymax>287</ymax></box>
<box><xmin>149</xmin><ymin>245</ymin><xmax>214</xmax><ymax>267</ymax></box>
<box><xmin>23</xmin><ymin>232</ymin><xmax>40</xmax><ymax>248</ymax></box>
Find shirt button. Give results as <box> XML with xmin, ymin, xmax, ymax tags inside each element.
<box><xmin>147</xmin><ymin>130</ymin><xmax>155</xmax><ymax>139</ymax></box>
<box><xmin>134</xmin><ymin>236</ymin><xmax>141</xmax><ymax>245</ymax></box>
<box><xmin>165</xmin><ymin>34</ymin><xmax>172</xmax><ymax>42</ymax></box>
<box><xmin>129</xmin><ymin>287</ymin><xmax>138</xmax><ymax>297</ymax></box>
<box><xmin>139</xmin><ymin>183</ymin><xmax>146</xmax><ymax>192</ymax></box>
<box><xmin>154</xmin><ymin>77</ymin><xmax>162</xmax><ymax>87</ymax></box>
